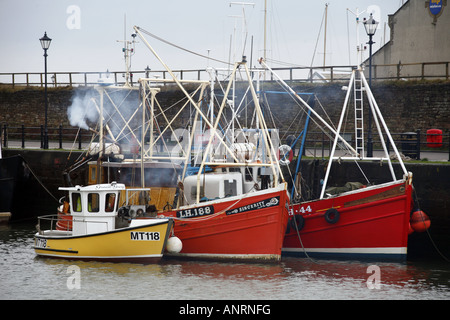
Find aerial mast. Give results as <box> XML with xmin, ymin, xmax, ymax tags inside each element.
<box><xmin>117</xmin><ymin>15</ymin><xmax>137</xmax><ymax>87</ymax></box>
<box><xmin>347</xmin><ymin>7</ymin><xmax>366</xmax><ymax>66</ymax></box>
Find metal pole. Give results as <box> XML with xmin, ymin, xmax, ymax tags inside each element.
<box><xmin>43</xmin><ymin>48</ymin><xmax>49</xmax><ymax>149</ymax></box>
<box><xmin>367</xmin><ymin>34</ymin><xmax>374</xmax><ymax>157</ymax></box>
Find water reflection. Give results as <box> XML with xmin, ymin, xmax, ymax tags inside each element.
<box><xmin>0</xmin><ymin>223</ymin><xmax>449</xmax><ymax>300</ymax></box>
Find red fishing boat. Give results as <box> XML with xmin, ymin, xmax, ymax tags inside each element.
<box><xmin>133</xmin><ymin>27</ymin><xmax>290</xmax><ymax>261</ymax></box>
<box><xmin>160</xmin><ymin>180</ymin><xmax>289</xmax><ymax>260</ymax></box>
<box><xmin>283</xmin><ymin>178</ymin><xmax>414</xmax><ymax>260</ymax></box>
<box><xmin>260</xmin><ymin>61</ymin><xmax>429</xmax><ymax>260</ymax></box>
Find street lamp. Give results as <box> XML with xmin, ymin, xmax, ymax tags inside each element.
<box><xmin>363</xmin><ymin>13</ymin><xmax>378</xmax><ymax>157</ymax></box>
<box><xmin>40</xmin><ymin>32</ymin><xmax>52</xmax><ymax>149</ymax></box>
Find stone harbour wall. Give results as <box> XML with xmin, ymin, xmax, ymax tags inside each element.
<box><xmin>1</xmin><ymin>81</ymin><xmax>449</xmax><ymax>136</ymax></box>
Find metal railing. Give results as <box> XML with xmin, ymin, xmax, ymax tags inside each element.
<box><xmin>1</xmin><ymin>61</ymin><xmax>448</xmax><ymax>88</ymax></box>
<box><xmin>2</xmin><ymin>124</ymin><xmax>449</xmax><ymax>161</ymax></box>
<box><xmin>1</xmin><ymin>124</ymin><xmax>90</xmax><ymax>150</ymax></box>
<box><xmin>372</xmin><ymin>61</ymin><xmax>450</xmax><ymax>81</ymax></box>
<box><xmin>287</xmin><ymin>129</ymin><xmax>450</xmax><ymax>162</ymax></box>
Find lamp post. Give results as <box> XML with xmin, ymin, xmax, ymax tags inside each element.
<box><xmin>40</xmin><ymin>32</ymin><xmax>52</xmax><ymax>149</ymax></box>
<box><xmin>363</xmin><ymin>14</ymin><xmax>378</xmax><ymax>158</ymax></box>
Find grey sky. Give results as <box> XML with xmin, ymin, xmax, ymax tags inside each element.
<box><xmin>0</xmin><ymin>1</ymin><xmax>404</xmax><ymax>74</ymax></box>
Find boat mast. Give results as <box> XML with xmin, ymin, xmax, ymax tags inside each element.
<box><xmin>347</xmin><ymin>7</ymin><xmax>366</xmax><ymax>66</ymax></box>
<box><xmin>117</xmin><ymin>15</ymin><xmax>137</xmax><ymax>88</ymax></box>
<box><xmin>264</xmin><ymin>0</ymin><xmax>267</xmax><ymax>62</ymax></box>
<box><xmin>323</xmin><ymin>3</ymin><xmax>329</xmax><ymax>69</ymax></box>
<box><xmin>97</xmin><ymin>88</ymin><xmax>104</xmax><ymax>184</ymax></box>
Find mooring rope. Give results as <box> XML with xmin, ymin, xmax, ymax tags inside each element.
<box><xmin>23</xmin><ymin>160</ymin><xmax>59</xmax><ymax>203</ymax></box>
<box><xmin>412</xmin><ymin>187</ymin><xmax>450</xmax><ymax>263</ymax></box>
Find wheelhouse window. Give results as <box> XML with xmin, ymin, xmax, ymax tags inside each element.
<box><xmin>224</xmin><ymin>180</ymin><xmax>237</xmax><ymax>197</ymax></box>
<box><xmin>89</xmin><ymin>166</ymin><xmax>97</xmax><ymax>184</ymax></box>
<box><xmin>105</xmin><ymin>193</ymin><xmax>117</xmax><ymax>212</ymax></box>
<box><xmin>72</xmin><ymin>193</ymin><xmax>82</xmax><ymax>212</ymax></box>
<box><xmin>88</xmin><ymin>193</ymin><xmax>100</xmax><ymax>213</ymax></box>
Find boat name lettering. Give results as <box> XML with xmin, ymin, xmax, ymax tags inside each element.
<box><xmin>35</xmin><ymin>238</ymin><xmax>47</xmax><ymax>248</ymax></box>
<box><xmin>130</xmin><ymin>231</ymin><xmax>160</xmax><ymax>241</ymax></box>
<box><xmin>226</xmin><ymin>197</ymin><xmax>280</xmax><ymax>215</ymax></box>
<box><xmin>177</xmin><ymin>205</ymin><xmax>214</xmax><ymax>218</ymax></box>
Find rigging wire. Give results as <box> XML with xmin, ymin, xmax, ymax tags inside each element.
<box><xmin>310</xmin><ymin>5</ymin><xmax>327</xmax><ymax>68</ymax></box>
<box><xmin>136</xmin><ymin>27</ymin><xmax>232</xmax><ymax>66</ymax></box>
<box><xmin>264</xmin><ymin>58</ymin><xmax>308</xmax><ymax>68</ymax></box>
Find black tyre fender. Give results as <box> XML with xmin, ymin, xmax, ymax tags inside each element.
<box><xmin>286</xmin><ymin>215</ymin><xmax>305</xmax><ymax>234</ymax></box>
<box><xmin>324</xmin><ymin>208</ymin><xmax>340</xmax><ymax>224</ymax></box>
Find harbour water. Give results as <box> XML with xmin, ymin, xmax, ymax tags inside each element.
<box><xmin>1</xmin><ymin>221</ymin><xmax>449</xmax><ymax>304</ymax></box>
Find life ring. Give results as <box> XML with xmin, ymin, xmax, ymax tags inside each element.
<box><xmin>324</xmin><ymin>208</ymin><xmax>340</xmax><ymax>224</ymax></box>
<box><xmin>279</xmin><ymin>145</ymin><xmax>293</xmax><ymax>166</ymax></box>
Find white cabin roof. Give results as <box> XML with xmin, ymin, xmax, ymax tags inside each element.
<box><xmin>59</xmin><ymin>182</ymin><xmax>126</xmax><ymax>193</ymax></box>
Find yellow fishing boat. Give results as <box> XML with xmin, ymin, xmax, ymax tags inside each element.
<box><xmin>34</xmin><ymin>182</ymin><xmax>181</xmax><ymax>263</ymax></box>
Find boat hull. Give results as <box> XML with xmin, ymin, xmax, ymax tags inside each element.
<box><xmin>283</xmin><ymin>180</ymin><xmax>413</xmax><ymax>261</ymax></box>
<box><xmin>34</xmin><ymin>219</ymin><xmax>173</xmax><ymax>263</ymax></box>
<box><xmin>161</xmin><ymin>183</ymin><xmax>290</xmax><ymax>261</ymax></box>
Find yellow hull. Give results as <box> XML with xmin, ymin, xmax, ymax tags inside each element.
<box><xmin>34</xmin><ymin>219</ymin><xmax>173</xmax><ymax>263</ymax></box>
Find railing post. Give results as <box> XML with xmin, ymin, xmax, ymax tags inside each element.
<box><xmin>448</xmin><ymin>132</ymin><xmax>450</xmax><ymax>162</ymax></box>
<box><xmin>59</xmin><ymin>125</ymin><xmax>63</xmax><ymax>149</ymax></box>
<box><xmin>416</xmin><ymin>129</ymin><xmax>421</xmax><ymax>160</ymax></box>
<box><xmin>78</xmin><ymin>131</ymin><xmax>82</xmax><ymax>150</ymax></box>
<box><xmin>2</xmin><ymin>124</ymin><xmax>7</xmax><ymax>148</ymax></box>
<box><xmin>321</xmin><ymin>131</ymin><xmax>325</xmax><ymax>159</ymax></box>
<box><xmin>40</xmin><ymin>125</ymin><xmax>44</xmax><ymax>149</ymax></box>
<box><xmin>386</xmin><ymin>133</ymin><xmax>390</xmax><ymax>154</ymax></box>
<box><xmin>21</xmin><ymin>124</ymin><xmax>25</xmax><ymax>148</ymax></box>
<box><xmin>446</xmin><ymin>62</ymin><xmax>449</xmax><ymax>81</ymax></box>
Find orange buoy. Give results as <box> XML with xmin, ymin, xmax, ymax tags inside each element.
<box><xmin>410</xmin><ymin>210</ymin><xmax>431</xmax><ymax>233</ymax></box>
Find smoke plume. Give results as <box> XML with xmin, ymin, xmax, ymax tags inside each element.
<box><xmin>67</xmin><ymin>89</ymin><xmax>99</xmax><ymax>130</ymax></box>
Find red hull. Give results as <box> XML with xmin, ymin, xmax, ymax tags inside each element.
<box><xmin>161</xmin><ymin>184</ymin><xmax>290</xmax><ymax>261</ymax></box>
<box><xmin>283</xmin><ymin>179</ymin><xmax>413</xmax><ymax>260</ymax></box>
